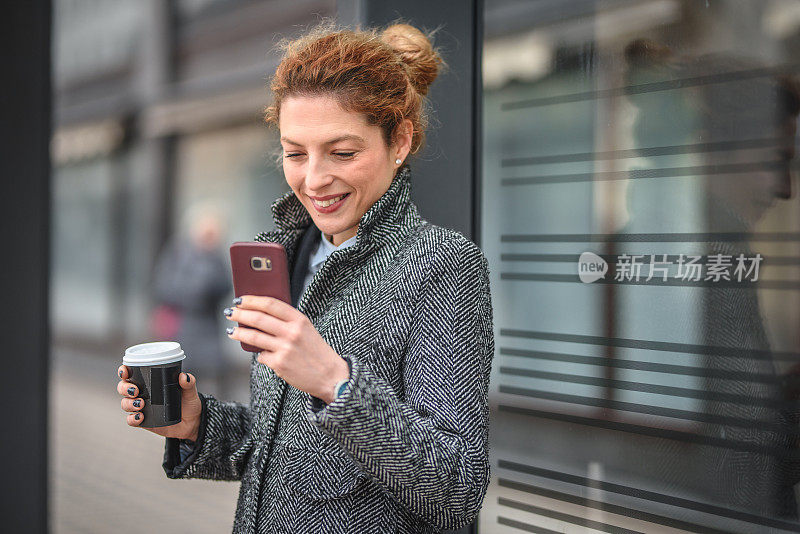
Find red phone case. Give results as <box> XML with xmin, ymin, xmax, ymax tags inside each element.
<box><xmin>229</xmin><ymin>241</ymin><xmax>291</xmax><ymax>353</ymax></box>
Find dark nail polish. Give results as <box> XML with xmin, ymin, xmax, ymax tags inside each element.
<box><xmin>133</xmin><ymin>399</ymin><xmax>141</xmax><ymax>408</ymax></box>
<box><xmin>134</xmin><ymin>413</ymin><xmax>141</xmax><ymax>420</ymax></box>
<box><xmin>226</xmin><ymin>326</ymin><xmax>235</xmax><ymax>335</ymax></box>
<box><xmin>232</xmin><ymin>297</ymin><xmax>242</xmax><ymax>306</ymax></box>
<box><xmin>127</xmin><ymin>386</ymin><xmax>136</xmax><ymax>396</ymax></box>
<box><xmin>118</xmin><ymin>369</ymin><xmax>123</xmax><ymax>378</ymax></box>
<box><xmin>185</xmin><ymin>373</ymin><xmax>191</xmax><ymax>383</ymax></box>
<box><xmin>223</xmin><ymin>307</ymin><xmax>233</xmax><ymax>317</ymax></box>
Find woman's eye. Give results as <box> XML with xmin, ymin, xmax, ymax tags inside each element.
<box><xmin>283</xmin><ymin>152</ymin><xmax>355</xmax><ymax>159</ymax></box>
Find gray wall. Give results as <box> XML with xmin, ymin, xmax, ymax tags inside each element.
<box><xmin>340</xmin><ymin>0</ymin><xmax>484</xmax><ymax>243</ymax></box>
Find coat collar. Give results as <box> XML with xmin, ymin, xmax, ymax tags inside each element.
<box><xmin>257</xmin><ymin>165</ymin><xmax>417</xmax><ymax>263</ymax></box>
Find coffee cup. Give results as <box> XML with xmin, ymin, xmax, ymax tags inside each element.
<box><xmin>123</xmin><ymin>341</ymin><xmax>186</xmax><ymax>428</ymax></box>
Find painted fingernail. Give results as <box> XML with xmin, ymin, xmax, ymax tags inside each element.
<box><xmin>134</xmin><ymin>413</ymin><xmax>141</xmax><ymax>420</ymax></box>
<box><xmin>133</xmin><ymin>399</ymin><xmax>141</xmax><ymax>408</ymax></box>
<box><xmin>223</xmin><ymin>307</ymin><xmax>233</xmax><ymax>317</ymax></box>
<box><xmin>118</xmin><ymin>369</ymin><xmax>123</xmax><ymax>378</ymax></box>
<box><xmin>127</xmin><ymin>386</ymin><xmax>136</xmax><ymax>396</ymax></box>
<box><xmin>226</xmin><ymin>326</ymin><xmax>235</xmax><ymax>335</ymax></box>
<box><xmin>185</xmin><ymin>373</ymin><xmax>191</xmax><ymax>384</ymax></box>
<box><xmin>232</xmin><ymin>297</ymin><xmax>242</xmax><ymax>306</ymax></box>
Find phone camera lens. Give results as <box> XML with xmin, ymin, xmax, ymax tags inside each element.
<box><xmin>251</xmin><ymin>257</ymin><xmax>263</xmax><ymax>270</ymax></box>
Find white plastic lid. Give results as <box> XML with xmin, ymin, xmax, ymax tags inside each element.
<box><xmin>123</xmin><ymin>341</ymin><xmax>186</xmax><ymax>366</ymax></box>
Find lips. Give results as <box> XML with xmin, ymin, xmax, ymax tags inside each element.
<box><xmin>310</xmin><ymin>192</ymin><xmax>350</xmax><ymax>213</ymax></box>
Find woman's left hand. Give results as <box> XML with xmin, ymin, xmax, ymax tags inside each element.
<box><xmin>224</xmin><ymin>295</ymin><xmax>350</xmax><ymax>404</ymax></box>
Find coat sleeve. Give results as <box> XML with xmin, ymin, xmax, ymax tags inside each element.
<box><xmin>162</xmin><ymin>390</ymin><xmax>255</xmax><ymax>481</ymax></box>
<box><xmin>305</xmin><ymin>237</ymin><xmax>495</xmax><ymax>530</ymax></box>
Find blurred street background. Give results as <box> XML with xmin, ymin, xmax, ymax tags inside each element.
<box><xmin>51</xmin><ymin>1</ymin><xmax>336</xmax><ymax>531</ymax></box>
<box><xmin>50</xmin><ymin>346</ymin><xmax>248</xmax><ymax>533</ymax></box>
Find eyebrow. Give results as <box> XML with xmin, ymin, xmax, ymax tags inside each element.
<box><xmin>280</xmin><ymin>134</ymin><xmax>367</xmax><ymax>146</ymax></box>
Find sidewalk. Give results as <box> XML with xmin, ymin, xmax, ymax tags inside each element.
<box><xmin>49</xmin><ymin>346</ymin><xmax>251</xmax><ymax>533</ymax></box>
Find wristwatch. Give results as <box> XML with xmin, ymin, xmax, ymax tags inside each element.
<box><xmin>332</xmin><ymin>378</ymin><xmax>349</xmax><ymax>401</ymax></box>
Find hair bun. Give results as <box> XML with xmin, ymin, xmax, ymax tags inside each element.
<box><xmin>624</xmin><ymin>38</ymin><xmax>673</xmax><ymax>69</ymax></box>
<box><xmin>381</xmin><ymin>23</ymin><xmax>444</xmax><ymax>96</ymax></box>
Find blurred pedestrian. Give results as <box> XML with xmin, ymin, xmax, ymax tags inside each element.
<box><xmin>151</xmin><ymin>204</ymin><xmax>232</xmax><ymax>399</ymax></box>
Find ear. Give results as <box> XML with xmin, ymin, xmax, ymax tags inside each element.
<box><xmin>393</xmin><ymin>118</ymin><xmax>413</xmax><ymax>161</ymax></box>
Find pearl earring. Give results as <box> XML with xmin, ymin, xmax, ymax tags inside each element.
<box><xmin>395</xmin><ymin>158</ymin><xmax>402</xmax><ymax>165</ymax></box>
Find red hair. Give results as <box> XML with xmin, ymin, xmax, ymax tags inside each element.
<box><xmin>264</xmin><ymin>19</ymin><xmax>446</xmax><ymax>155</ymax></box>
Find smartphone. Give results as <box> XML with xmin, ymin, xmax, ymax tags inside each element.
<box><xmin>229</xmin><ymin>241</ymin><xmax>291</xmax><ymax>353</ymax></box>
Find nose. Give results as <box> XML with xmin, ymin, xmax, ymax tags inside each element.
<box><xmin>773</xmin><ymin>156</ymin><xmax>794</xmax><ymax>200</ymax></box>
<box><xmin>775</xmin><ymin>168</ymin><xmax>792</xmax><ymax>200</ymax></box>
<box><xmin>304</xmin><ymin>154</ymin><xmax>334</xmax><ymax>192</ymax></box>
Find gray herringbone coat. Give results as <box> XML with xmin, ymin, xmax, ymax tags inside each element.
<box><xmin>162</xmin><ymin>165</ymin><xmax>494</xmax><ymax>533</ymax></box>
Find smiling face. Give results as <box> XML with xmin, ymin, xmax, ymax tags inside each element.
<box><xmin>279</xmin><ymin>94</ymin><xmax>411</xmax><ymax>246</ymax></box>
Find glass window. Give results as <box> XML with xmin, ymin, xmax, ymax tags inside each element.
<box><xmin>51</xmin><ymin>158</ymin><xmax>115</xmax><ymax>339</ymax></box>
<box><xmin>53</xmin><ymin>0</ymin><xmax>141</xmax><ymax>86</ymax></box>
<box><xmin>173</xmin><ymin>123</ymin><xmax>287</xmax><ymax>243</ymax></box>
<box><xmin>482</xmin><ymin>1</ymin><xmax>800</xmax><ymax>531</ymax></box>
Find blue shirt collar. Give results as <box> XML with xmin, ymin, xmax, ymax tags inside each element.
<box><xmin>310</xmin><ymin>230</ymin><xmax>357</xmax><ymax>269</ymax></box>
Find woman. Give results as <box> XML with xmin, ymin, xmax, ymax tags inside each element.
<box><xmin>116</xmin><ymin>20</ymin><xmax>494</xmax><ymax>533</ymax></box>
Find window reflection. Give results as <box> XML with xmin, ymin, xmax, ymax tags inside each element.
<box><xmin>482</xmin><ymin>0</ymin><xmax>800</xmax><ymax>531</ymax></box>
<box><xmin>622</xmin><ymin>37</ymin><xmax>800</xmax><ymax>519</ymax></box>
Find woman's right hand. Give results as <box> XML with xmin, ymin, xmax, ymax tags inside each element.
<box><xmin>117</xmin><ymin>365</ymin><xmax>202</xmax><ymax>442</ymax></box>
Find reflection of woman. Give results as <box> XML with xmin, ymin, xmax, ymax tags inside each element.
<box><xmin>116</xmin><ymin>20</ymin><xmax>494</xmax><ymax>532</ymax></box>
<box><xmin>625</xmin><ymin>39</ymin><xmax>800</xmax><ymax>518</ymax></box>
